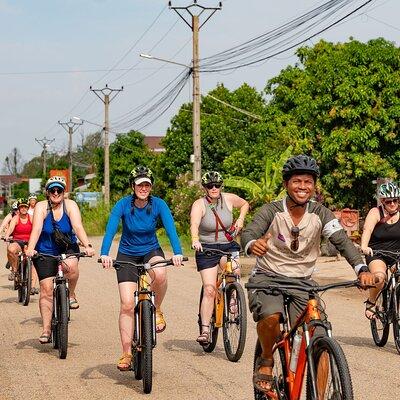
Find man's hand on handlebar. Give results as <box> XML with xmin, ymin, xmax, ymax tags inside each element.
<box><xmin>358</xmin><ymin>271</ymin><xmax>381</xmax><ymax>289</ymax></box>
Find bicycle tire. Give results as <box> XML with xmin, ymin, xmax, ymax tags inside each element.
<box><xmin>17</xmin><ymin>260</ymin><xmax>23</xmax><ymax>301</ymax></box>
<box><xmin>306</xmin><ymin>336</ymin><xmax>353</xmax><ymax>400</ymax></box>
<box><xmin>370</xmin><ymin>287</ymin><xmax>390</xmax><ymax>347</ymax></box>
<box><xmin>22</xmin><ymin>257</ymin><xmax>32</xmax><ymax>306</ymax></box>
<box><xmin>56</xmin><ymin>283</ymin><xmax>69</xmax><ymax>359</ymax></box>
<box><xmin>52</xmin><ymin>290</ymin><xmax>58</xmax><ymax>349</ymax></box>
<box><xmin>222</xmin><ymin>281</ymin><xmax>247</xmax><ymax>362</ymax></box>
<box><xmin>198</xmin><ymin>286</ymin><xmax>218</xmax><ymax>353</ymax></box>
<box><xmin>253</xmin><ymin>340</ymin><xmax>288</xmax><ymax>400</ymax></box>
<box><xmin>132</xmin><ymin>327</ymin><xmax>142</xmax><ymax>380</ymax></box>
<box><xmin>141</xmin><ymin>299</ymin><xmax>153</xmax><ymax>394</ymax></box>
<box><xmin>392</xmin><ymin>284</ymin><xmax>400</xmax><ymax>354</ymax></box>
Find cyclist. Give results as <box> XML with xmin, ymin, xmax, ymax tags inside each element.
<box><xmin>0</xmin><ymin>201</ymin><xmax>19</xmax><ymax>236</ymax></box>
<box><xmin>360</xmin><ymin>182</ymin><xmax>400</xmax><ymax>319</ymax></box>
<box><xmin>241</xmin><ymin>154</ymin><xmax>376</xmax><ymax>394</ymax></box>
<box><xmin>190</xmin><ymin>170</ymin><xmax>249</xmax><ymax>344</ymax></box>
<box><xmin>100</xmin><ymin>165</ymin><xmax>183</xmax><ymax>371</ymax></box>
<box><xmin>4</xmin><ymin>199</ymin><xmax>32</xmax><ymax>282</ymax></box>
<box><xmin>25</xmin><ymin>176</ymin><xmax>94</xmax><ymax>344</ymax></box>
<box><xmin>27</xmin><ymin>194</ymin><xmax>38</xmax><ymax>216</ymax></box>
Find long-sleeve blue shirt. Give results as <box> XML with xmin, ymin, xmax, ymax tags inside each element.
<box><xmin>100</xmin><ymin>195</ymin><xmax>182</xmax><ymax>256</ymax></box>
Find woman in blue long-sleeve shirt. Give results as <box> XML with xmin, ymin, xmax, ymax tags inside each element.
<box><xmin>100</xmin><ymin>165</ymin><xmax>183</xmax><ymax>371</ymax></box>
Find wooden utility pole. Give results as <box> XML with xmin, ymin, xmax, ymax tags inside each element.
<box><xmin>35</xmin><ymin>137</ymin><xmax>55</xmax><ymax>178</ymax></box>
<box><xmin>58</xmin><ymin>119</ymin><xmax>83</xmax><ymax>192</ymax></box>
<box><xmin>90</xmin><ymin>84</ymin><xmax>123</xmax><ymax>205</ymax></box>
<box><xmin>169</xmin><ymin>1</ymin><xmax>222</xmax><ymax>184</ymax></box>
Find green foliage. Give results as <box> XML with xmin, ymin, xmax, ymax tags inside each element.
<box><xmin>12</xmin><ymin>182</ymin><xmax>29</xmax><ymax>199</ymax></box>
<box><xmin>167</xmin><ymin>172</ymin><xmax>204</xmax><ymax>234</ymax></box>
<box><xmin>80</xmin><ymin>201</ymin><xmax>111</xmax><ymax>236</ymax></box>
<box><xmin>265</xmin><ymin>38</ymin><xmax>400</xmax><ymax>208</ymax></box>
<box><xmin>156</xmin><ymin>228</ymin><xmax>192</xmax><ymax>256</ymax></box>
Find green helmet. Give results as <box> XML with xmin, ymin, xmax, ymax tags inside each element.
<box><xmin>129</xmin><ymin>165</ymin><xmax>154</xmax><ymax>185</ymax></box>
<box><xmin>379</xmin><ymin>182</ymin><xmax>400</xmax><ymax>198</ymax></box>
<box><xmin>17</xmin><ymin>198</ymin><xmax>29</xmax><ymax>208</ymax></box>
<box><xmin>201</xmin><ymin>171</ymin><xmax>223</xmax><ymax>186</ymax></box>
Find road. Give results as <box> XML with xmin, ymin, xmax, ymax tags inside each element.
<box><xmin>0</xmin><ymin>236</ymin><xmax>399</xmax><ymax>399</ymax></box>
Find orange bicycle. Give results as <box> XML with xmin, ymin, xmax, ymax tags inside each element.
<box><xmin>245</xmin><ymin>279</ymin><xmax>363</xmax><ymax>400</ymax></box>
<box><xmin>198</xmin><ymin>248</ymin><xmax>247</xmax><ymax>362</ymax></box>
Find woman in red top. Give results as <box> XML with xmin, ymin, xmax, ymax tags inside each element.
<box><xmin>5</xmin><ymin>198</ymin><xmax>39</xmax><ymax>294</ymax></box>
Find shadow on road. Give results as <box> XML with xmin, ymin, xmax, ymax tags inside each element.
<box><xmin>80</xmin><ymin>364</ymin><xmax>150</xmax><ymax>392</ymax></box>
<box><xmin>336</xmin><ymin>335</ymin><xmax>398</xmax><ymax>355</ymax></box>
<box><xmin>20</xmin><ymin>316</ymin><xmax>42</xmax><ymax>326</ymax></box>
<box><xmin>14</xmin><ymin>338</ymin><xmax>79</xmax><ymax>358</ymax></box>
<box><xmin>163</xmin><ymin>338</ymin><xmax>227</xmax><ymax>360</ymax></box>
<box><xmin>0</xmin><ymin>296</ymin><xmax>20</xmax><ymax>304</ymax></box>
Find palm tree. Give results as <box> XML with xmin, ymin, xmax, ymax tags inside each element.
<box><xmin>224</xmin><ymin>147</ymin><xmax>292</xmax><ymax>206</ymax></box>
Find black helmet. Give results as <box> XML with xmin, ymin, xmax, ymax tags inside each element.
<box><xmin>282</xmin><ymin>155</ymin><xmax>320</xmax><ymax>181</ymax></box>
<box><xmin>129</xmin><ymin>165</ymin><xmax>154</xmax><ymax>185</ymax></box>
<box><xmin>17</xmin><ymin>198</ymin><xmax>29</xmax><ymax>208</ymax></box>
<box><xmin>201</xmin><ymin>171</ymin><xmax>223</xmax><ymax>186</ymax></box>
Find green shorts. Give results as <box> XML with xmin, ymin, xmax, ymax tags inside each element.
<box><xmin>247</xmin><ymin>273</ymin><xmax>326</xmax><ymax>326</ymax></box>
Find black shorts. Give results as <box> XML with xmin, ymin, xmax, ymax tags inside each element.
<box><xmin>365</xmin><ymin>254</ymin><xmax>392</xmax><ymax>268</ymax></box>
<box><xmin>116</xmin><ymin>248</ymin><xmax>165</xmax><ymax>283</ymax></box>
<box><xmin>195</xmin><ymin>242</ymin><xmax>240</xmax><ymax>272</ymax></box>
<box><xmin>33</xmin><ymin>243</ymin><xmax>80</xmax><ymax>281</ymax></box>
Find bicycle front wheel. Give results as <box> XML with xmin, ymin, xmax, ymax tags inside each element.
<box><xmin>198</xmin><ymin>287</ymin><xmax>218</xmax><ymax>353</ymax></box>
<box><xmin>370</xmin><ymin>288</ymin><xmax>390</xmax><ymax>347</ymax></box>
<box><xmin>21</xmin><ymin>257</ymin><xmax>32</xmax><ymax>306</ymax></box>
<box><xmin>392</xmin><ymin>284</ymin><xmax>400</xmax><ymax>354</ymax></box>
<box><xmin>306</xmin><ymin>336</ymin><xmax>353</xmax><ymax>400</ymax></box>
<box><xmin>56</xmin><ymin>283</ymin><xmax>69</xmax><ymax>359</ymax></box>
<box><xmin>141</xmin><ymin>299</ymin><xmax>153</xmax><ymax>394</ymax></box>
<box><xmin>222</xmin><ymin>281</ymin><xmax>247</xmax><ymax>362</ymax></box>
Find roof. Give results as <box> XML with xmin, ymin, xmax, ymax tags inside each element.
<box><xmin>0</xmin><ymin>175</ymin><xmax>26</xmax><ymax>188</ymax></box>
<box><xmin>143</xmin><ymin>136</ymin><xmax>165</xmax><ymax>153</ymax></box>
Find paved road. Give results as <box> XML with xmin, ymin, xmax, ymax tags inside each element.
<box><xmin>0</xmin><ymin>237</ymin><xmax>399</xmax><ymax>399</ymax></box>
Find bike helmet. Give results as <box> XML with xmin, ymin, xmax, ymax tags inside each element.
<box><xmin>129</xmin><ymin>165</ymin><xmax>154</xmax><ymax>185</ymax></box>
<box><xmin>28</xmin><ymin>193</ymin><xmax>37</xmax><ymax>201</ymax></box>
<box><xmin>201</xmin><ymin>171</ymin><xmax>223</xmax><ymax>186</ymax></box>
<box><xmin>17</xmin><ymin>198</ymin><xmax>29</xmax><ymax>208</ymax></box>
<box><xmin>11</xmin><ymin>201</ymin><xmax>18</xmax><ymax>211</ymax></box>
<box><xmin>45</xmin><ymin>176</ymin><xmax>66</xmax><ymax>190</ymax></box>
<box><xmin>379</xmin><ymin>182</ymin><xmax>400</xmax><ymax>198</ymax></box>
<box><xmin>282</xmin><ymin>155</ymin><xmax>320</xmax><ymax>181</ymax></box>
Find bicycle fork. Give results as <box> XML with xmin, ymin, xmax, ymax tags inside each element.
<box><xmin>133</xmin><ymin>290</ymin><xmax>157</xmax><ymax>350</ymax></box>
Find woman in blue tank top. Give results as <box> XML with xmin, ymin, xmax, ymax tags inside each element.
<box><xmin>26</xmin><ymin>176</ymin><xmax>95</xmax><ymax>344</ymax></box>
<box><xmin>100</xmin><ymin>166</ymin><xmax>183</xmax><ymax>371</ymax></box>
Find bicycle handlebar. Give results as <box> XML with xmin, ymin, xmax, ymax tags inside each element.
<box><xmin>195</xmin><ymin>248</ymin><xmax>244</xmax><ymax>256</ymax></box>
<box><xmin>1</xmin><ymin>237</ymin><xmax>27</xmax><ymax>245</ymax></box>
<box><xmin>34</xmin><ymin>252</ymin><xmax>91</xmax><ymax>261</ymax></box>
<box><xmin>97</xmin><ymin>257</ymin><xmax>188</xmax><ymax>270</ymax></box>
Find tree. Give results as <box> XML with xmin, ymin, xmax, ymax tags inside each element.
<box><xmin>264</xmin><ymin>38</ymin><xmax>400</xmax><ymax>209</ymax></box>
<box><xmin>4</xmin><ymin>148</ymin><xmax>23</xmax><ymax>175</ymax></box>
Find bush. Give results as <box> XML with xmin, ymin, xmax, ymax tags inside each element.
<box><xmin>168</xmin><ymin>172</ymin><xmax>203</xmax><ymax>235</ymax></box>
<box><xmin>80</xmin><ymin>201</ymin><xmax>111</xmax><ymax>236</ymax></box>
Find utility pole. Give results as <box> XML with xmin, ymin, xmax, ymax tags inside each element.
<box><xmin>90</xmin><ymin>84</ymin><xmax>123</xmax><ymax>205</ymax></box>
<box><xmin>58</xmin><ymin>119</ymin><xmax>84</xmax><ymax>192</ymax></box>
<box><xmin>169</xmin><ymin>1</ymin><xmax>222</xmax><ymax>184</ymax></box>
<box><xmin>35</xmin><ymin>137</ymin><xmax>55</xmax><ymax>179</ymax></box>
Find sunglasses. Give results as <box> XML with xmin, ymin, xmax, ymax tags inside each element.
<box><xmin>204</xmin><ymin>183</ymin><xmax>222</xmax><ymax>190</ymax></box>
<box><xmin>290</xmin><ymin>226</ymin><xmax>300</xmax><ymax>251</ymax></box>
<box><xmin>383</xmin><ymin>199</ymin><xmax>399</xmax><ymax>205</ymax></box>
<box><xmin>49</xmin><ymin>187</ymin><xmax>64</xmax><ymax>194</ymax></box>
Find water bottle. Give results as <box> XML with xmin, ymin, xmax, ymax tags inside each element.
<box><xmin>289</xmin><ymin>333</ymin><xmax>302</xmax><ymax>372</ymax></box>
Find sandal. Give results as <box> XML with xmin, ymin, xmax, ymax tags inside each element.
<box><xmin>196</xmin><ymin>324</ymin><xmax>210</xmax><ymax>345</ymax></box>
<box><xmin>364</xmin><ymin>299</ymin><xmax>376</xmax><ymax>320</ymax></box>
<box><xmin>253</xmin><ymin>357</ymin><xmax>275</xmax><ymax>394</ymax></box>
<box><xmin>69</xmin><ymin>297</ymin><xmax>79</xmax><ymax>310</ymax></box>
<box><xmin>117</xmin><ymin>353</ymin><xmax>132</xmax><ymax>371</ymax></box>
<box><xmin>8</xmin><ymin>271</ymin><xmax>15</xmax><ymax>281</ymax></box>
<box><xmin>156</xmin><ymin>309</ymin><xmax>166</xmax><ymax>333</ymax></box>
<box><xmin>39</xmin><ymin>332</ymin><xmax>51</xmax><ymax>344</ymax></box>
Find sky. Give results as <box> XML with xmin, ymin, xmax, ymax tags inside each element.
<box><xmin>0</xmin><ymin>0</ymin><xmax>399</xmax><ymax>173</ymax></box>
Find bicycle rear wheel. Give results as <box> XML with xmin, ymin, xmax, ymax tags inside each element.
<box><xmin>392</xmin><ymin>284</ymin><xmax>400</xmax><ymax>354</ymax></box>
<box><xmin>17</xmin><ymin>261</ymin><xmax>23</xmax><ymax>301</ymax></box>
<box><xmin>198</xmin><ymin>286</ymin><xmax>218</xmax><ymax>353</ymax></box>
<box><xmin>141</xmin><ymin>300</ymin><xmax>154</xmax><ymax>394</ymax></box>
<box><xmin>56</xmin><ymin>283</ymin><xmax>69</xmax><ymax>359</ymax></box>
<box><xmin>370</xmin><ymin>287</ymin><xmax>390</xmax><ymax>347</ymax></box>
<box><xmin>222</xmin><ymin>281</ymin><xmax>247</xmax><ymax>362</ymax></box>
<box><xmin>21</xmin><ymin>257</ymin><xmax>32</xmax><ymax>306</ymax></box>
<box><xmin>306</xmin><ymin>336</ymin><xmax>353</xmax><ymax>400</ymax></box>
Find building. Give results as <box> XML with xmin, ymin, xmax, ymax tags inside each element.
<box><xmin>143</xmin><ymin>136</ymin><xmax>165</xmax><ymax>153</ymax></box>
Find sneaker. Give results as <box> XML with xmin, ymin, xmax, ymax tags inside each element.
<box><xmin>8</xmin><ymin>271</ymin><xmax>15</xmax><ymax>281</ymax></box>
<box><xmin>35</xmin><ymin>287</ymin><xmax>40</xmax><ymax>295</ymax></box>
<box><xmin>30</xmin><ymin>287</ymin><xmax>37</xmax><ymax>295</ymax></box>
<box><xmin>5</xmin><ymin>261</ymin><xmax>10</xmax><ymax>269</ymax></box>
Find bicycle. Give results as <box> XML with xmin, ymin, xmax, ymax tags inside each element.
<box><xmin>98</xmin><ymin>256</ymin><xmax>188</xmax><ymax>394</ymax></box>
<box><xmin>367</xmin><ymin>249</ymin><xmax>400</xmax><ymax>354</ymax></box>
<box><xmin>245</xmin><ymin>279</ymin><xmax>366</xmax><ymax>400</ymax></box>
<box><xmin>2</xmin><ymin>238</ymin><xmax>32</xmax><ymax>306</ymax></box>
<box><xmin>197</xmin><ymin>248</ymin><xmax>247</xmax><ymax>362</ymax></box>
<box><xmin>34</xmin><ymin>252</ymin><xmax>89</xmax><ymax>359</ymax></box>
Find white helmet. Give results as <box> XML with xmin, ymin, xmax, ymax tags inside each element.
<box><xmin>28</xmin><ymin>193</ymin><xmax>37</xmax><ymax>201</ymax></box>
<box><xmin>45</xmin><ymin>176</ymin><xmax>66</xmax><ymax>191</ymax></box>
<box><xmin>379</xmin><ymin>182</ymin><xmax>400</xmax><ymax>198</ymax></box>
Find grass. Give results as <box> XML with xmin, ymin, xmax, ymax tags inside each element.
<box><xmin>156</xmin><ymin>229</ymin><xmax>193</xmax><ymax>256</ymax></box>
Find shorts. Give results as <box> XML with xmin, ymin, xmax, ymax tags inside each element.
<box><xmin>33</xmin><ymin>243</ymin><xmax>80</xmax><ymax>281</ymax></box>
<box><xmin>247</xmin><ymin>273</ymin><xmax>326</xmax><ymax>327</ymax></box>
<box><xmin>365</xmin><ymin>254</ymin><xmax>392</xmax><ymax>268</ymax></box>
<box><xmin>116</xmin><ymin>248</ymin><xmax>165</xmax><ymax>283</ymax></box>
<box><xmin>195</xmin><ymin>241</ymin><xmax>241</xmax><ymax>272</ymax></box>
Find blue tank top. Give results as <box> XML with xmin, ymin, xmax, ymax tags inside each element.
<box><xmin>36</xmin><ymin>205</ymin><xmax>77</xmax><ymax>255</ymax></box>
